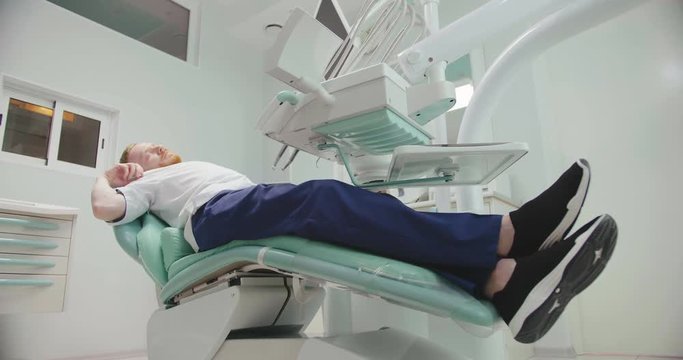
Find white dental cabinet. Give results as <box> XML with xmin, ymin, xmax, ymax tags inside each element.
<box><xmin>0</xmin><ymin>198</ymin><xmax>77</xmax><ymax>314</ymax></box>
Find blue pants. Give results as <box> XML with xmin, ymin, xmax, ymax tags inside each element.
<box><xmin>192</xmin><ymin>180</ymin><xmax>501</xmax><ymax>295</ymax></box>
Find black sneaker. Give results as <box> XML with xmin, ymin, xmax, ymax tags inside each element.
<box><xmin>492</xmin><ymin>214</ymin><xmax>617</xmax><ymax>343</ymax></box>
<box><xmin>508</xmin><ymin>159</ymin><xmax>591</xmax><ymax>258</ymax></box>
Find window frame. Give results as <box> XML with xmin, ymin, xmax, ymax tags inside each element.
<box><xmin>172</xmin><ymin>0</ymin><xmax>201</xmax><ymax>66</ymax></box>
<box><xmin>0</xmin><ymin>75</ymin><xmax>118</xmax><ymax>177</ymax></box>
<box><xmin>45</xmin><ymin>0</ymin><xmax>201</xmax><ymax>65</ymax></box>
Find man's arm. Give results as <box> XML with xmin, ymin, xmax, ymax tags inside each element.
<box><xmin>91</xmin><ymin>163</ymin><xmax>143</xmax><ymax>221</ymax></box>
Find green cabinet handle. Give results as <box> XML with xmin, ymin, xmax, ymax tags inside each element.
<box><xmin>0</xmin><ymin>257</ymin><xmax>55</xmax><ymax>268</ymax></box>
<box><xmin>0</xmin><ymin>237</ymin><xmax>59</xmax><ymax>250</ymax></box>
<box><xmin>0</xmin><ymin>217</ymin><xmax>59</xmax><ymax>231</ymax></box>
<box><xmin>0</xmin><ymin>279</ymin><xmax>53</xmax><ymax>287</ymax></box>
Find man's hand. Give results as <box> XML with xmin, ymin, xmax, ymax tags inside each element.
<box><xmin>104</xmin><ymin>163</ymin><xmax>144</xmax><ymax>188</ymax></box>
<box><xmin>91</xmin><ymin>163</ymin><xmax>142</xmax><ymax>221</ymax></box>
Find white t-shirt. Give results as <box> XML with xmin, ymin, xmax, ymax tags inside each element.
<box><xmin>111</xmin><ymin>161</ymin><xmax>255</xmax><ymax>251</ymax></box>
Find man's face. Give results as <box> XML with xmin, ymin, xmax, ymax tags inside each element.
<box><xmin>127</xmin><ymin>143</ymin><xmax>182</xmax><ymax>170</ymax></box>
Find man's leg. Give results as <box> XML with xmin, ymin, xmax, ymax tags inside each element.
<box><xmin>192</xmin><ymin>179</ymin><xmax>502</xmax><ymax>294</ymax></box>
<box><xmin>193</xmin><ymin>159</ymin><xmax>590</xmax><ymax>287</ymax></box>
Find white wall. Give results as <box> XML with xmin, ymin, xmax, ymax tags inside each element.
<box><xmin>532</xmin><ymin>1</ymin><xmax>683</xmax><ymax>355</ymax></box>
<box><xmin>0</xmin><ymin>0</ymin><xmax>269</xmax><ymax>358</ymax></box>
<box><xmin>440</xmin><ymin>0</ymin><xmax>682</xmax><ymax>356</ymax></box>
<box><xmin>486</xmin><ymin>0</ymin><xmax>682</xmax><ymax>356</ymax></box>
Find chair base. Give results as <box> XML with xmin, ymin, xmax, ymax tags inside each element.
<box><xmin>147</xmin><ymin>272</ymin><xmax>482</xmax><ymax>360</ymax></box>
<box><xmin>214</xmin><ymin>328</ymin><xmax>469</xmax><ymax>360</ymax></box>
<box><xmin>148</xmin><ymin>275</ymin><xmax>324</xmax><ymax>360</ymax></box>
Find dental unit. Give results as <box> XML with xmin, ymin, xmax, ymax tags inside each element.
<box><xmin>113</xmin><ymin>0</ymin><xmax>640</xmax><ymax>359</ymax></box>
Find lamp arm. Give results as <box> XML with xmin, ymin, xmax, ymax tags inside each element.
<box><xmin>457</xmin><ymin>0</ymin><xmax>641</xmax><ymax>144</ymax></box>
<box><xmin>397</xmin><ymin>0</ymin><xmax>569</xmax><ymax>83</ymax></box>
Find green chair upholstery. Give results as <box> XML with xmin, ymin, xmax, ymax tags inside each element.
<box><xmin>113</xmin><ymin>213</ymin><xmax>499</xmax><ymax>327</ymax></box>
<box><xmin>160</xmin><ymin>227</ymin><xmax>194</xmax><ymax>272</ymax></box>
<box><xmin>112</xmin><ymin>217</ymin><xmax>142</xmax><ymax>262</ymax></box>
<box><xmin>114</xmin><ymin>213</ymin><xmax>168</xmax><ymax>286</ymax></box>
<box><xmin>136</xmin><ymin>213</ymin><xmax>169</xmax><ymax>285</ymax></box>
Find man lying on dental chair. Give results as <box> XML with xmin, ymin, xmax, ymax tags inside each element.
<box><xmin>90</xmin><ymin>142</ymin><xmax>616</xmax><ymax>344</ymax></box>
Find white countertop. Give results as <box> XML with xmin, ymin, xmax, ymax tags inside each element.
<box><xmin>0</xmin><ymin>198</ymin><xmax>79</xmax><ymax>216</ymax></box>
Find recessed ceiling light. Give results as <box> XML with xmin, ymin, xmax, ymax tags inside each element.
<box><xmin>264</xmin><ymin>24</ymin><xmax>283</xmax><ymax>34</ymax></box>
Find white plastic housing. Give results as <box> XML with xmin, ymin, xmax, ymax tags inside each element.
<box><xmin>264</xmin><ymin>8</ymin><xmax>342</xmax><ymax>91</ymax></box>
<box><xmin>258</xmin><ymin>64</ymin><xmax>429</xmax><ymax>162</ymax></box>
<box><xmin>397</xmin><ymin>0</ymin><xmax>569</xmax><ymax>83</ymax></box>
<box><xmin>406</xmin><ymin>80</ymin><xmax>456</xmax><ymax>125</ymax></box>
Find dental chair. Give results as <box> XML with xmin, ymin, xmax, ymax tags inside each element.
<box><xmin>111</xmin><ymin>0</ymin><xmax>641</xmax><ymax>357</ymax></box>
<box><xmin>113</xmin><ymin>212</ymin><xmax>499</xmax><ymax>360</ymax></box>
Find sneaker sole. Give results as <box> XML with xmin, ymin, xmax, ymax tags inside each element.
<box><xmin>539</xmin><ymin>159</ymin><xmax>591</xmax><ymax>250</ymax></box>
<box><xmin>510</xmin><ymin>214</ymin><xmax>617</xmax><ymax>343</ymax></box>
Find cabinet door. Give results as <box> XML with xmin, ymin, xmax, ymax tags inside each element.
<box><xmin>0</xmin><ymin>253</ymin><xmax>68</xmax><ymax>275</ymax></box>
<box><xmin>0</xmin><ymin>233</ymin><xmax>70</xmax><ymax>256</ymax></box>
<box><xmin>0</xmin><ymin>212</ymin><xmax>72</xmax><ymax>238</ymax></box>
<box><xmin>0</xmin><ymin>274</ymin><xmax>67</xmax><ymax>313</ymax></box>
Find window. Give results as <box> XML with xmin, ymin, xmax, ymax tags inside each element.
<box><xmin>2</xmin><ymin>98</ymin><xmax>54</xmax><ymax>161</ymax></box>
<box><xmin>47</xmin><ymin>0</ymin><xmax>200</xmax><ymax>64</ymax></box>
<box><xmin>0</xmin><ymin>76</ymin><xmax>116</xmax><ymax>176</ymax></box>
<box><xmin>58</xmin><ymin>111</ymin><xmax>102</xmax><ymax>168</ymax></box>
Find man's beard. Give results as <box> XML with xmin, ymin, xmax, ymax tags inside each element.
<box><xmin>161</xmin><ymin>153</ymin><xmax>182</xmax><ymax>167</ymax></box>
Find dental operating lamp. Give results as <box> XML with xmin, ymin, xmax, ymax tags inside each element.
<box><xmin>258</xmin><ymin>0</ymin><xmax>639</xmax><ymax>212</ymax></box>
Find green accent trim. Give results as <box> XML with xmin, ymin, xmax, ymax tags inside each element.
<box><xmin>0</xmin><ymin>217</ymin><xmax>59</xmax><ymax>231</ymax></box>
<box><xmin>160</xmin><ymin>243</ymin><xmax>497</xmax><ymax>326</ymax></box>
<box><xmin>445</xmin><ymin>55</ymin><xmax>472</xmax><ymax>82</ymax></box>
<box><xmin>114</xmin><ymin>214</ymin><xmax>499</xmax><ymax>327</ymax></box>
<box><xmin>0</xmin><ymin>257</ymin><xmax>55</xmax><ymax>268</ymax></box>
<box><xmin>0</xmin><ymin>238</ymin><xmax>59</xmax><ymax>250</ymax></box>
<box><xmin>0</xmin><ymin>279</ymin><xmax>53</xmax><ymax>287</ymax></box>
<box><xmin>137</xmin><ymin>213</ymin><xmax>170</xmax><ymax>286</ymax></box>
<box><xmin>317</xmin><ymin>143</ymin><xmax>453</xmax><ymax>189</ymax></box>
<box><xmin>313</xmin><ymin>108</ymin><xmax>431</xmax><ymax>155</ymax></box>
<box><xmin>276</xmin><ymin>91</ymin><xmax>300</xmax><ymax>105</ymax></box>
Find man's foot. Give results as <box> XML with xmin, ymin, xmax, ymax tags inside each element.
<box><xmin>491</xmin><ymin>214</ymin><xmax>617</xmax><ymax>343</ymax></box>
<box><xmin>508</xmin><ymin>159</ymin><xmax>591</xmax><ymax>258</ymax></box>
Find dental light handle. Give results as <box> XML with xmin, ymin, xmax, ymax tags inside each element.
<box><xmin>397</xmin><ymin>0</ymin><xmax>569</xmax><ymax>83</ymax></box>
<box><xmin>295</xmin><ymin>76</ymin><xmax>335</xmax><ymax>105</ymax></box>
